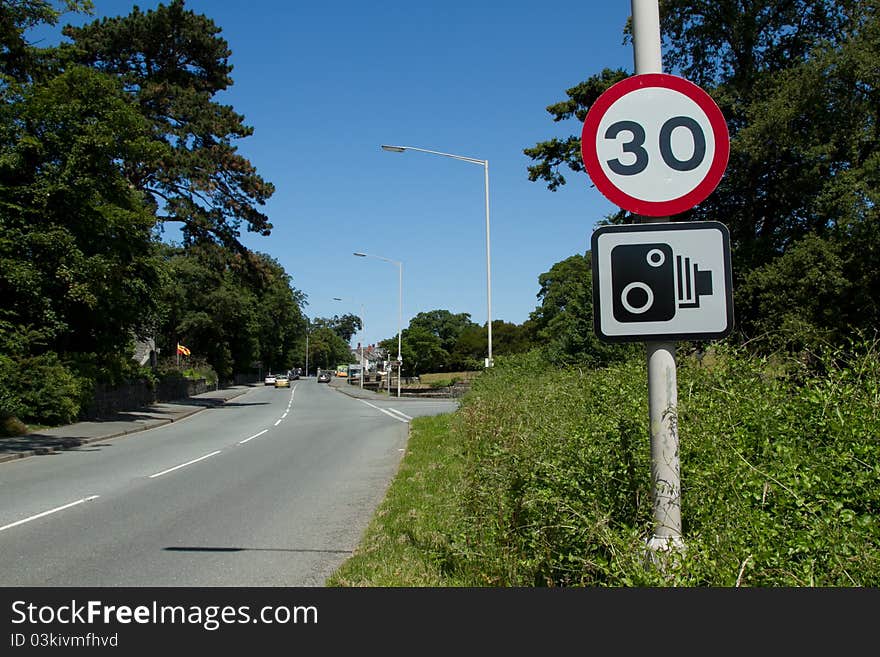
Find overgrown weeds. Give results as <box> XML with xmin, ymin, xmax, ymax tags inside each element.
<box><xmin>330</xmin><ymin>341</ymin><xmax>880</xmax><ymax>586</ymax></box>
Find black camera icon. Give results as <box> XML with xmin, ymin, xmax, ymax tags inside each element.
<box><xmin>610</xmin><ymin>243</ymin><xmax>713</xmax><ymax>323</ymax></box>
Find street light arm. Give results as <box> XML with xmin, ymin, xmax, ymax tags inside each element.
<box><xmin>381</xmin><ymin>140</ymin><xmax>493</xmax><ymax>367</ymax></box>
<box><xmin>353</xmin><ymin>252</ymin><xmax>401</xmax><ymax>266</ymax></box>
<box><xmin>381</xmin><ymin>144</ymin><xmax>486</xmax><ymax>166</ymax></box>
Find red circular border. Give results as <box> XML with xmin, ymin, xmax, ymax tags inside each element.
<box><xmin>581</xmin><ymin>73</ymin><xmax>729</xmax><ymax>217</ymax></box>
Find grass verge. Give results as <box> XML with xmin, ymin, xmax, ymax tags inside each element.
<box><xmin>326</xmin><ymin>413</ymin><xmax>466</xmax><ymax>586</ymax></box>
<box><xmin>329</xmin><ymin>342</ymin><xmax>880</xmax><ymax>586</ymax></box>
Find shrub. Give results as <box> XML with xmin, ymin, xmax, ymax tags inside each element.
<box><xmin>444</xmin><ymin>342</ymin><xmax>880</xmax><ymax>585</ymax></box>
<box><xmin>0</xmin><ymin>353</ymin><xmax>84</xmax><ymax>426</ymax></box>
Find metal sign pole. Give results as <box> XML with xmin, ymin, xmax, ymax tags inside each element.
<box><xmin>632</xmin><ymin>0</ymin><xmax>684</xmax><ymax>556</ymax></box>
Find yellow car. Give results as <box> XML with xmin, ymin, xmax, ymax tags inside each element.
<box><xmin>274</xmin><ymin>375</ymin><xmax>290</xmax><ymax>388</ymax></box>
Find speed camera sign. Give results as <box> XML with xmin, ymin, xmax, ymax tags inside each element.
<box><xmin>591</xmin><ymin>221</ymin><xmax>734</xmax><ymax>342</ymax></box>
<box><xmin>581</xmin><ymin>73</ymin><xmax>729</xmax><ymax>216</ymax></box>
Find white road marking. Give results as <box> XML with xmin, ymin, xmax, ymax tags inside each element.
<box><xmin>0</xmin><ymin>495</ymin><xmax>100</xmax><ymax>533</ymax></box>
<box><xmin>274</xmin><ymin>419</ymin><xmax>282</xmax><ymax>426</ymax></box>
<box><xmin>387</xmin><ymin>407</ymin><xmax>413</xmax><ymax>421</ymax></box>
<box><xmin>148</xmin><ymin>450</ymin><xmax>221</xmax><ymax>479</ymax></box>
<box><xmin>239</xmin><ymin>429</ymin><xmax>269</xmax><ymax>444</ymax></box>
<box><xmin>359</xmin><ymin>399</ymin><xmax>409</xmax><ymax>423</ymax></box>
<box><xmin>285</xmin><ymin>384</ymin><xmax>296</xmax><ymax>414</ymax></box>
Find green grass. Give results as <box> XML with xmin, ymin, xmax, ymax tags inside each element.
<box><xmin>326</xmin><ymin>413</ymin><xmax>468</xmax><ymax>586</ymax></box>
<box><xmin>418</xmin><ymin>371</ymin><xmax>480</xmax><ymax>385</ymax></box>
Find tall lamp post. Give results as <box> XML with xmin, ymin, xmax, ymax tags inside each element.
<box><xmin>353</xmin><ymin>252</ymin><xmax>403</xmax><ymax>398</ymax></box>
<box><xmin>381</xmin><ymin>144</ymin><xmax>493</xmax><ymax>367</ymax></box>
<box><xmin>304</xmin><ymin>316</ymin><xmax>310</xmax><ymax>378</ymax></box>
<box><xmin>333</xmin><ymin>297</ymin><xmax>365</xmax><ymax>389</ymax></box>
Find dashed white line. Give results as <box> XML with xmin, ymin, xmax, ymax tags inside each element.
<box><xmin>0</xmin><ymin>495</ymin><xmax>100</xmax><ymax>533</ymax></box>
<box><xmin>274</xmin><ymin>419</ymin><xmax>282</xmax><ymax>426</ymax></box>
<box><xmin>359</xmin><ymin>399</ymin><xmax>409</xmax><ymax>423</ymax></box>
<box><xmin>281</xmin><ymin>412</ymin><xmax>288</xmax><ymax>419</ymax></box>
<box><xmin>239</xmin><ymin>429</ymin><xmax>268</xmax><ymax>445</ymax></box>
<box><xmin>148</xmin><ymin>450</ymin><xmax>222</xmax><ymax>479</ymax></box>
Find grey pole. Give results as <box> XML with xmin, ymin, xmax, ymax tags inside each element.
<box><xmin>632</xmin><ymin>0</ymin><xmax>684</xmax><ymax>556</ymax></box>
<box><xmin>305</xmin><ymin>318</ymin><xmax>309</xmax><ymax>378</ymax></box>
<box><xmin>484</xmin><ymin>159</ymin><xmax>493</xmax><ymax>367</ymax></box>
<box><xmin>380</xmin><ymin>145</ymin><xmax>492</xmax><ymax>368</ymax></box>
<box><xmin>397</xmin><ymin>260</ymin><xmax>402</xmax><ymax>398</ymax></box>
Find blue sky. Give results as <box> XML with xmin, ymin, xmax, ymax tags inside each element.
<box><xmin>36</xmin><ymin>0</ymin><xmax>635</xmax><ymax>349</ymax></box>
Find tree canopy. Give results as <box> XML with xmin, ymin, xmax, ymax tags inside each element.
<box><xmin>524</xmin><ymin>0</ymin><xmax>880</xmax><ymax>353</ymax></box>
<box><xmin>61</xmin><ymin>0</ymin><xmax>275</xmax><ymax>250</ymax></box>
<box><xmin>0</xmin><ymin>1</ymin><xmax>303</xmax><ymax>427</ymax></box>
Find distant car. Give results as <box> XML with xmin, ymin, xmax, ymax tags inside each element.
<box><xmin>274</xmin><ymin>374</ymin><xmax>290</xmax><ymax>388</ymax></box>
<box><xmin>289</xmin><ymin>369</ymin><xmax>300</xmax><ymax>380</ymax></box>
<box><xmin>264</xmin><ymin>373</ymin><xmax>276</xmax><ymax>386</ymax></box>
<box><xmin>317</xmin><ymin>371</ymin><xmax>331</xmax><ymax>383</ymax></box>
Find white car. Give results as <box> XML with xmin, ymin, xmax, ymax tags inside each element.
<box><xmin>264</xmin><ymin>374</ymin><xmax>276</xmax><ymax>386</ymax></box>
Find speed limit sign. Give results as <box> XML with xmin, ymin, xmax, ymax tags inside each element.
<box><xmin>581</xmin><ymin>73</ymin><xmax>729</xmax><ymax>216</ymax></box>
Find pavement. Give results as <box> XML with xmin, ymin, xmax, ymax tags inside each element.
<box><xmin>0</xmin><ymin>384</ymin><xmax>255</xmax><ymax>465</ymax></box>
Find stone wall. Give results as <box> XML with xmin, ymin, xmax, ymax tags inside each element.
<box><xmin>82</xmin><ymin>377</ymin><xmax>212</xmax><ymax>419</ymax></box>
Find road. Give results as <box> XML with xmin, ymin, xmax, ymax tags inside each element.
<box><xmin>0</xmin><ymin>379</ymin><xmax>458</xmax><ymax>586</ymax></box>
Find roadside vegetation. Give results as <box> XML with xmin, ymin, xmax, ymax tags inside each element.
<box><xmin>329</xmin><ymin>341</ymin><xmax>880</xmax><ymax>586</ymax></box>
<box><xmin>330</xmin><ymin>1</ymin><xmax>880</xmax><ymax>586</ymax></box>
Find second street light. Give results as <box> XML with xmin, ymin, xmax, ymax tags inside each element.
<box><xmin>382</xmin><ymin>143</ymin><xmax>493</xmax><ymax>367</ymax></box>
<box><xmin>304</xmin><ymin>315</ymin><xmax>310</xmax><ymax>378</ymax></box>
<box><xmin>353</xmin><ymin>252</ymin><xmax>403</xmax><ymax>398</ymax></box>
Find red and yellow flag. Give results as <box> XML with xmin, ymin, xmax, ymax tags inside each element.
<box><xmin>176</xmin><ymin>343</ymin><xmax>191</xmax><ymax>356</ymax></box>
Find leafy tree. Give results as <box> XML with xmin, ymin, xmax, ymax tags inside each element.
<box><xmin>61</xmin><ymin>0</ymin><xmax>275</xmax><ymax>250</ymax></box>
<box><xmin>525</xmin><ymin>1</ymin><xmax>879</xmax><ymax>355</ymax></box>
<box><xmin>306</xmin><ymin>326</ymin><xmax>352</xmax><ymax>372</ymax></box>
<box><xmin>157</xmin><ymin>243</ymin><xmax>305</xmax><ymax>380</ymax></box>
<box><xmin>529</xmin><ymin>253</ymin><xmax>632</xmax><ymax>366</ymax></box>
<box><xmin>309</xmin><ymin>314</ymin><xmax>362</xmax><ymax>344</ymax></box>
<box><xmin>330</xmin><ymin>314</ymin><xmax>362</xmax><ymax>344</ymax></box>
<box><xmin>523</xmin><ymin>68</ymin><xmax>629</xmax><ymax>193</ymax></box>
<box><xmin>447</xmin><ymin>324</ymin><xmax>487</xmax><ymax>371</ymax></box>
<box><xmin>0</xmin><ymin>0</ymin><xmax>92</xmax><ymax>82</ymax></box>
<box><xmin>409</xmin><ymin>309</ymin><xmax>477</xmax><ymax>354</ymax></box>
<box><xmin>0</xmin><ymin>65</ymin><xmax>166</xmax><ymax>364</ymax></box>
<box><xmin>526</xmin><ymin>2</ymin><xmax>859</xmax><ymax>263</ymax></box>
<box><xmin>490</xmin><ymin>320</ymin><xmax>534</xmax><ymax>357</ymax></box>
<box><xmin>397</xmin><ymin>326</ymin><xmax>447</xmax><ymax>377</ymax></box>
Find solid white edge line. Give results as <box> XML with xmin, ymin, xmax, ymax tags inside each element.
<box><xmin>359</xmin><ymin>399</ymin><xmax>409</xmax><ymax>423</ymax></box>
<box><xmin>148</xmin><ymin>450</ymin><xmax>222</xmax><ymax>479</ymax></box>
<box><xmin>239</xmin><ymin>429</ymin><xmax>269</xmax><ymax>444</ymax></box>
<box><xmin>0</xmin><ymin>495</ymin><xmax>100</xmax><ymax>533</ymax></box>
<box><xmin>387</xmin><ymin>407</ymin><xmax>413</xmax><ymax>421</ymax></box>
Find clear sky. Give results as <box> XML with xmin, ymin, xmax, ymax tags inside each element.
<box><xmin>36</xmin><ymin>0</ymin><xmax>636</xmax><ymax>349</ymax></box>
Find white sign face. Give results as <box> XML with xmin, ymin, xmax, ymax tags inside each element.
<box><xmin>591</xmin><ymin>222</ymin><xmax>734</xmax><ymax>342</ymax></box>
<box><xmin>581</xmin><ymin>74</ymin><xmax>729</xmax><ymax>217</ymax></box>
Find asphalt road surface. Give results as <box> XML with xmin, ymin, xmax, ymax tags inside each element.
<box><xmin>0</xmin><ymin>380</ymin><xmax>458</xmax><ymax>586</ymax></box>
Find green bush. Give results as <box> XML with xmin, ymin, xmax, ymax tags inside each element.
<box><xmin>0</xmin><ymin>353</ymin><xmax>84</xmax><ymax>426</ymax></box>
<box><xmin>443</xmin><ymin>343</ymin><xmax>880</xmax><ymax>586</ymax></box>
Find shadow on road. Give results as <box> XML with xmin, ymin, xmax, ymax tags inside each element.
<box><xmin>164</xmin><ymin>546</ymin><xmax>353</xmax><ymax>555</ymax></box>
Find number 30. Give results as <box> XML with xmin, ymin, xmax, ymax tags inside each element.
<box><xmin>605</xmin><ymin>116</ymin><xmax>706</xmax><ymax>176</ymax></box>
